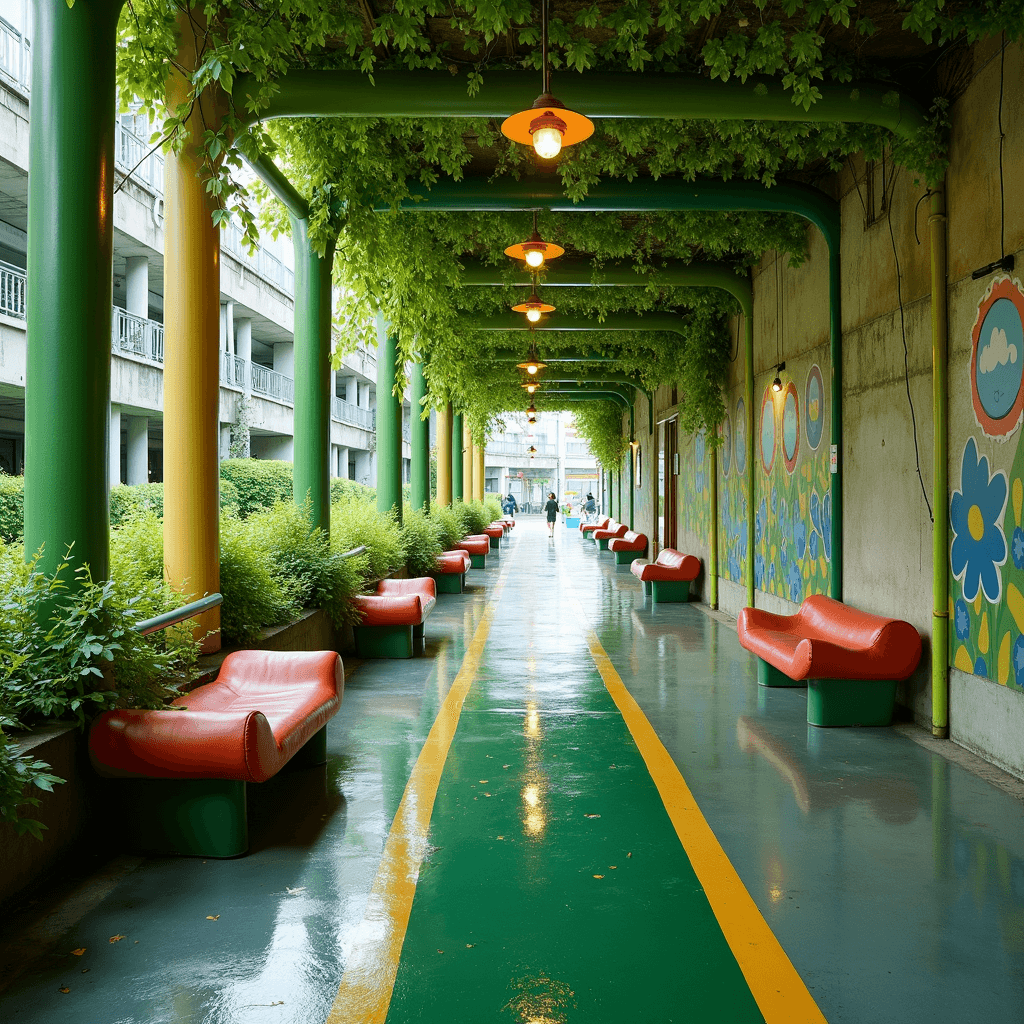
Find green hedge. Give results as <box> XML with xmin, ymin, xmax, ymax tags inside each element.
<box><xmin>218</xmin><ymin>459</ymin><xmax>294</xmax><ymax>517</ymax></box>
<box><xmin>0</xmin><ymin>474</ymin><xmax>23</xmax><ymax>543</ymax></box>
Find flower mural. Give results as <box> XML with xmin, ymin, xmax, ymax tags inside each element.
<box><xmin>950</xmin><ymin>437</ymin><xmax>1008</xmax><ymax>604</ymax></box>
<box><xmin>955</xmin><ymin>598</ymin><xmax>971</xmax><ymax>641</ymax></box>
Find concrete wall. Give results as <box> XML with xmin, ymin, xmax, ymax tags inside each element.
<box><xmin>620</xmin><ymin>37</ymin><xmax>1024</xmax><ymax>778</ymax></box>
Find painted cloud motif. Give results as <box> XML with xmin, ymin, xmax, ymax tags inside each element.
<box><xmin>979</xmin><ymin>326</ymin><xmax>1017</xmax><ymax>374</ymax></box>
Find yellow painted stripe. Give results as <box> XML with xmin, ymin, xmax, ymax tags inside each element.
<box><xmin>325</xmin><ymin>546</ymin><xmax>517</xmax><ymax>1024</ymax></box>
<box><xmin>569</xmin><ymin>593</ymin><xmax>828</xmax><ymax>1024</ymax></box>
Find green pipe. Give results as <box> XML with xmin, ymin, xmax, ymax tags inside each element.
<box><xmin>709</xmin><ymin>447</ymin><xmax>719</xmax><ymax>609</ymax></box>
<box><xmin>290</xmin><ymin>216</ymin><xmax>335</xmax><ymax>533</ymax></box>
<box><xmin>828</xmin><ymin>243</ymin><xmax>842</xmax><ymax>601</ymax></box>
<box><xmin>540</xmin><ymin>389</ymin><xmax>630</xmax><ymax>409</ymax></box>
<box><xmin>250</xmin><ymin>152</ymin><xmax>308</xmax><ymax>219</ymax></box>
<box><xmin>460</xmin><ymin>258</ymin><xmax>752</xmax><ymax>318</ymax></box>
<box><xmin>234</xmin><ymin>70</ymin><xmax>927</xmax><ymax>139</ymax></box>
<box><xmin>745</xmin><ymin>313</ymin><xmax>755</xmax><ymax>608</ymax></box>
<box><xmin>375</xmin><ymin>314</ymin><xmax>403</xmax><ymax>523</ymax></box>
<box><xmin>930</xmin><ymin>185</ymin><xmax>949</xmax><ymax>738</ymax></box>
<box><xmin>409</xmin><ymin>361</ymin><xmax>430</xmax><ymax>511</ymax></box>
<box><xmin>471</xmin><ymin>312</ymin><xmax>688</xmax><ymax>334</ymax></box>
<box><xmin>451</xmin><ymin>412</ymin><xmax>464</xmax><ymax>499</ymax></box>
<box><xmin>25</xmin><ymin>0</ymin><xmax>123</xmax><ymax>582</ymax></box>
<box><xmin>629</xmin><ymin>407</ymin><xmax>635</xmax><ymax>529</ymax></box>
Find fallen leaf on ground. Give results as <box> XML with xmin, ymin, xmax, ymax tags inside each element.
<box><xmin>502</xmin><ymin>765</ymin><xmax>510</xmax><ymax>769</ymax></box>
<box><xmin>593</xmin><ymin>874</ymin><xmax>605</xmax><ymax>879</ymax></box>
<box><xmin>609</xmin><ymin>865</ymin><xmax>617</xmax><ymax>870</ymax></box>
<box><xmin>584</xmin><ymin>814</ymin><xmax>601</xmax><ymax>819</ymax></box>
<box><xmin>206</xmin><ymin>915</ymin><xmax>220</xmax><ymax>921</ymax></box>
<box><xmin>437</xmin><ymin>949</ymin><xmax>444</xmax><ymax>954</ymax></box>
<box><xmin>71</xmin><ymin>948</ymin><xmax>86</xmax><ymax>956</ymax></box>
<box><xmin>109</xmin><ymin>935</ymin><xmax>126</xmax><ymax>943</ymax></box>
<box><xmin>484</xmin><ymin>792</ymin><xmax>491</xmax><ymax>797</ymax></box>
<box><xmin>479</xmin><ymin>780</ymin><xmax>488</xmax><ymax>784</ymax></box>
<box><xmin>285</xmin><ymin>887</ymin><xmax>306</xmax><ymax>894</ymax></box>
<box><xmin>59</xmin><ymin>987</ymin><xmax>69</xmax><ymax>994</ymax></box>
<box><xmin>496</xmin><ymin>835</ymin><xmax>505</xmax><ymax>840</ymax></box>
<box><xmin>465</xmin><ymin>943</ymin><xmax>475</xmax><ymax>948</ymax></box>
<box><xmin>81</xmin><ymin>969</ymin><xmax>90</xmax><ymax>974</ymax></box>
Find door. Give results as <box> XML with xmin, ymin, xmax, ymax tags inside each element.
<box><xmin>664</xmin><ymin>419</ymin><xmax>678</xmax><ymax>551</ymax></box>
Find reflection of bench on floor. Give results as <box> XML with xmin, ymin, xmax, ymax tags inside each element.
<box><xmin>736</xmin><ymin>595</ymin><xmax>922</xmax><ymax>727</ymax></box>
<box><xmin>457</xmin><ymin>534</ymin><xmax>490</xmax><ymax>569</ymax></box>
<box><xmin>352</xmin><ymin>577</ymin><xmax>437</xmax><ymax>658</ymax></box>
<box><xmin>609</xmin><ymin>529</ymin><xmax>648</xmax><ymax>564</ymax></box>
<box><xmin>736</xmin><ymin>715</ymin><xmax>919</xmax><ymax>822</ymax></box>
<box><xmin>630</xmin><ymin>549</ymin><xmax>701</xmax><ymax>602</ymax></box>
<box><xmin>592</xmin><ymin>521</ymin><xmax>627</xmax><ymax>550</ymax></box>
<box><xmin>629</xmin><ymin>607</ymin><xmax>706</xmax><ymax>651</ymax></box>
<box><xmin>88</xmin><ymin>649</ymin><xmax>343</xmax><ymax>858</ymax></box>
<box><xmin>434</xmin><ymin>549</ymin><xmax>472</xmax><ymax>593</ymax></box>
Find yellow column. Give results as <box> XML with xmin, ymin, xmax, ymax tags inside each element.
<box><xmin>436</xmin><ymin>403</ymin><xmax>452</xmax><ymax>506</ymax></box>
<box><xmin>163</xmin><ymin>8</ymin><xmax>223</xmax><ymax>652</ymax></box>
<box><xmin>462</xmin><ymin>422</ymin><xmax>473</xmax><ymax>502</ymax></box>
<box><xmin>473</xmin><ymin>438</ymin><xmax>485</xmax><ymax>501</ymax></box>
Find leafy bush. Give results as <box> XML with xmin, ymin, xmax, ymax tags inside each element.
<box><xmin>430</xmin><ymin>505</ymin><xmax>463</xmax><ymax>551</ymax></box>
<box><xmin>219</xmin><ymin>459</ymin><xmax>293</xmax><ymax>517</ymax></box>
<box><xmin>218</xmin><ymin>511</ymin><xmax>298</xmax><ymax>644</ymax></box>
<box><xmin>0</xmin><ymin>473</ymin><xmax>24</xmax><ymax>543</ymax></box>
<box><xmin>330</xmin><ymin>477</ymin><xmax>375</xmax><ymax>504</ymax></box>
<box><xmin>484</xmin><ymin>495</ymin><xmax>502</xmax><ymax>523</ymax></box>
<box><xmin>454</xmin><ymin>500</ymin><xmax>490</xmax><ymax>537</ymax></box>
<box><xmin>109</xmin><ymin>483</ymin><xmax>165</xmax><ymax>526</ymax></box>
<box><xmin>331</xmin><ymin>495</ymin><xmax>403</xmax><ymax>587</ymax></box>
<box><xmin>245</xmin><ymin>500</ymin><xmax>363</xmax><ymax>626</ymax></box>
<box><xmin>400</xmin><ymin>507</ymin><xmax>443</xmax><ymax>578</ymax></box>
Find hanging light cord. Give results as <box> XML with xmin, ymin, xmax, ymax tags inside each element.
<box><xmin>541</xmin><ymin>0</ymin><xmax>550</xmax><ymax>95</ymax></box>
<box><xmin>999</xmin><ymin>31</ymin><xmax>1006</xmax><ymax>262</ymax></box>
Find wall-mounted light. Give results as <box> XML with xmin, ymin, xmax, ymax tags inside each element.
<box><xmin>527</xmin><ymin>444</ymin><xmax>538</xmax><ymax>459</ymax></box>
<box><xmin>500</xmin><ymin>0</ymin><xmax>593</xmax><ymax>160</ymax></box>
<box><xmin>973</xmin><ymin>255</ymin><xmax>1015</xmax><ymax>280</ymax></box>
<box><xmin>772</xmin><ymin>361</ymin><xmax>786</xmax><ymax>393</ymax></box>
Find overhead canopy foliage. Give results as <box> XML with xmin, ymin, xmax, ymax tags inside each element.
<box><xmin>116</xmin><ymin>0</ymin><xmax>1022</xmax><ymax>445</ymax></box>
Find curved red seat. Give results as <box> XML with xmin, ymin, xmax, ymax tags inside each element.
<box><xmin>630</xmin><ymin>549</ymin><xmax>700</xmax><ymax>582</ymax></box>
<box><xmin>610</xmin><ymin>530</ymin><xmax>648</xmax><ymax>552</ymax></box>
<box><xmin>436</xmin><ymin>550</ymin><xmax>472</xmax><ymax>574</ymax></box>
<box><xmin>580</xmin><ymin>517</ymin><xmax>610</xmax><ymax>536</ymax></box>
<box><xmin>458</xmin><ymin>535</ymin><xmax>490</xmax><ymax>556</ymax></box>
<box><xmin>737</xmin><ymin>595</ymin><xmax>921</xmax><ymax>683</ymax></box>
<box><xmin>593</xmin><ymin>521</ymin><xmax>627</xmax><ymax>542</ymax></box>
<box><xmin>88</xmin><ymin>649</ymin><xmax>343</xmax><ymax>784</ymax></box>
<box><xmin>353</xmin><ymin>577</ymin><xmax>437</xmax><ymax>626</ymax></box>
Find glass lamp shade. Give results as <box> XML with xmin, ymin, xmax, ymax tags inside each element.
<box><xmin>501</xmin><ymin>94</ymin><xmax>594</xmax><ymax>155</ymax></box>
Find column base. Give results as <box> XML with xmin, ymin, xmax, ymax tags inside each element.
<box><xmin>807</xmin><ymin>678</ymin><xmax>897</xmax><ymax>727</ymax></box>
<box><xmin>354</xmin><ymin>623</ymin><xmax>415</xmax><ymax>658</ymax></box>
<box><xmin>757</xmin><ymin>658</ymin><xmax>803</xmax><ymax>687</ymax></box>
<box><xmin>434</xmin><ymin>573</ymin><xmax>465</xmax><ymax>594</ymax></box>
<box><xmin>470</xmin><ymin>552</ymin><xmax>487</xmax><ymax>569</ymax></box>
<box><xmin>615</xmin><ymin>548</ymin><xmax>645</xmax><ymax>565</ymax></box>
<box><xmin>651</xmin><ymin>580</ymin><xmax>691</xmax><ymax>603</ymax></box>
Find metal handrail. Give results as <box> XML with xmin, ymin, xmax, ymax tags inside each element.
<box><xmin>134</xmin><ymin>593</ymin><xmax>223</xmax><ymax>636</ymax></box>
<box><xmin>339</xmin><ymin>545</ymin><xmax>367</xmax><ymax>559</ymax></box>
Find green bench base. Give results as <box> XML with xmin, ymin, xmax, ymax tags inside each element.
<box><xmin>354</xmin><ymin>622</ymin><xmax>415</xmax><ymax>659</ymax></box>
<box><xmin>757</xmin><ymin>658</ymin><xmax>805</xmax><ymax>688</ymax></box>
<box><xmin>433</xmin><ymin>572</ymin><xmax>465</xmax><ymax>594</ymax></box>
<box><xmin>489</xmin><ymin>535</ymin><xmax>500</xmax><ymax>549</ymax></box>
<box><xmin>111</xmin><ymin>726</ymin><xmax>328</xmax><ymax>858</ymax></box>
<box><xmin>807</xmin><ymin>678</ymin><xmax>897</xmax><ymax>727</ymax></box>
<box><xmin>469</xmin><ymin>552</ymin><xmax>487</xmax><ymax>569</ymax></box>
<box><xmin>596</xmin><ymin>538</ymin><xmax>610</xmax><ymax>550</ymax></box>
<box><xmin>615</xmin><ymin>548</ymin><xmax>646</xmax><ymax>565</ymax></box>
<box><xmin>651</xmin><ymin>579</ymin><xmax>691</xmax><ymax>603</ymax></box>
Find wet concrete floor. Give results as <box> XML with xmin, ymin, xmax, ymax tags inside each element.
<box><xmin>2</xmin><ymin>517</ymin><xmax>1024</xmax><ymax>1022</ymax></box>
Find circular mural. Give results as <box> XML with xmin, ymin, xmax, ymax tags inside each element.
<box><xmin>720</xmin><ymin>413</ymin><xmax>732</xmax><ymax>477</ymax></box>
<box><xmin>735</xmin><ymin>398</ymin><xmax>747</xmax><ymax>475</ymax></box>
<box><xmin>971</xmin><ymin>277</ymin><xmax>1024</xmax><ymax>438</ymax></box>
<box><xmin>782</xmin><ymin>381</ymin><xmax>799</xmax><ymax>474</ymax></box>
<box><xmin>760</xmin><ymin>385</ymin><xmax>776</xmax><ymax>475</ymax></box>
<box><xmin>805</xmin><ymin>364</ymin><xmax>825</xmax><ymax>451</ymax></box>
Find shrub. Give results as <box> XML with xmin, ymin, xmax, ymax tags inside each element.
<box><xmin>400</xmin><ymin>507</ymin><xmax>443</xmax><ymax>578</ymax></box>
<box><xmin>454</xmin><ymin>500</ymin><xmax>490</xmax><ymax>537</ymax></box>
<box><xmin>219</xmin><ymin>459</ymin><xmax>293</xmax><ymax>517</ymax></box>
<box><xmin>244</xmin><ymin>500</ymin><xmax>363</xmax><ymax>626</ymax></box>
<box><xmin>430</xmin><ymin>505</ymin><xmax>463</xmax><ymax>550</ymax></box>
<box><xmin>330</xmin><ymin>477</ymin><xmax>375</xmax><ymax>504</ymax></box>
<box><xmin>218</xmin><ymin>511</ymin><xmax>297</xmax><ymax>644</ymax></box>
<box><xmin>0</xmin><ymin>473</ymin><xmax>24</xmax><ymax>543</ymax></box>
<box><xmin>484</xmin><ymin>495</ymin><xmax>502</xmax><ymax>523</ymax></box>
<box><xmin>109</xmin><ymin>483</ymin><xmax>164</xmax><ymax>527</ymax></box>
<box><xmin>331</xmin><ymin>495</ymin><xmax>403</xmax><ymax>587</ymax></box>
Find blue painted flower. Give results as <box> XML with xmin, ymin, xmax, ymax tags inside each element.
<box><xmin>780</xmin><ymin>536</ymin><xmax>789</xmax><ymax>570</ymax></box>
<box><xmin>1013</xmin><ymin>528</ymin><xmax>1024</xmax><ymax>570</ymax></box>
<box><xmin>810</xmin><ymin>531</ymin><xmax>819</xmax><ymax>560</ymax></box>
<box><xmin>974</xmin><ymin>656</ymin><xmax>988</xmax><ymax>677</ymax></box>
<box><xmin>768</xmin><ymin>561</ymin><xmax>776</xmax><ymax>587</ymax></box>
<box><xmin>795</xmin><ymin>518</ymin><xmax>807</xmax><ymax>559</ymax></box>
<box><xmin>1013</xmin><ymin>634</ymin><xmax>1024</xmax><ymax>688</ymax></box>
<box><xmin>771</xmin><ymin>486</ymin><xmax>778</xmax><ymax>515</ymax></box>
<box><xmin>950</xmin><ymin>437</ymin><xmax>1008</xmax><ymax>603</ymax></box>
<box><xmin>821</xmin><ymin>490</ymin><xmax>833</xmax><ymax>562</ymax></box>
<box><xmin>779</xmin><ymin>498</ymin><xmax>789</xmax><ymax>538</ymax></box>
<box><xmin>954</xmin><ymin>599</ymin><xmax>971</xmax><ymax>641</ymax></box>
<box><xmin>755</xmin><ymin>553</ymin><xmax>765</xmax><ymax>588</ymax></box>
<box><xmin>787</xmin><ymin>561</ymin><xmax>802</xmax><ymax>603</ymax></box>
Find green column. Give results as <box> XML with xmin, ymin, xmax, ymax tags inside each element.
<box><xmin>410</xmin><ymin>361</ymin><xmax>429</xmax><ymax>511</ymax></box>
<box><xmin>25</xmin><ymin>0</ymin><xmax>123</xmax><ymax>580</ymax></box>
<box><xmin>628</xmin><ymin>407</ymin><xmax>635</xmax><ymax>528</ymax></box>
<box><xmin>452</xmin><ymin>412</ymin><xmax>464</xmax><ymax>500</ymax></box>
<box><xmin>829</xmin><ymin>243</ymin><xmax>842</xmax><ymax>600</ymax></box>
<box><xmin>375</xmin><ymin>315</ymin><xmax>402</xmax><ymax>523</ymax></box>
<box><xmin>291</xmin><ymin>217</ymin><xmax>335</xmax><ymax>534</ymax></box>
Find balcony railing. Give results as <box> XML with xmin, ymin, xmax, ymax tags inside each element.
<box><xmin>0</xmin><ymin>17</ymin><xmax>29</xmax><ymax>93</ymax></box>
<box><xmin>0</xmin><ymin>259</ymin><xmax>25</xmax><ymax>319</ymax></box>
<box><xmin>114</xmin><ymin>121</ymin><xmax>165</xmax><ymax>195</ymax></box>
<box><xmin>221</xmin><ymin>221</ymin><xmax>295</xmax><ymax>295</ymax></box>
<box><xmin>251</xmin><ymin>362</ymin><xmax>294</xmax><ymax>404</ymax></box>
<box><xmin>486</xmin><ymin>439</ymin><xmax>557</xmax><ymax>457</ymax></box>
<box><xmin>565</xmin><ymin>442</ymin><xmax>592</xmax><ymax>457</ymax></box>
<box><xmin>220</xmin><ymin>350</ymin><xmax>249</xmax><ymax>389</ymax></box>
<box><xmin>332</xmin><ymin>397</ymin><xmax>374</xmax><ymax>430</ymax></box>
<box><xmin>113</xmin><ymin>307</ymin><xmax>164</xmax><ymax>363</ymax></box>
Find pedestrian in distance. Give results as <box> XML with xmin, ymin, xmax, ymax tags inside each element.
<box><xmin>544</xmin><ymin>491</ymin><xmax>558</xmax><ymax>536</ymax></box>
<box><xmin>503</xmin><ymin>492</ymin><xmax>518</xmax><ymax>519</ymax></box>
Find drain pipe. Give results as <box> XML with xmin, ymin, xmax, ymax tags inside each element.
<box><xmin>709</xmin><ymin>446</ymin><xmax>719</xmax><ymax>609</ymax></box>
<box><xmin>930</xmin><ymin>183</ymin><xmax>949</xmax><ymax>739</ymax></box>
<box><xmin>744</xmin><ymin>311</ymin><xmax>755</xmax><ymax>607</ymax></box>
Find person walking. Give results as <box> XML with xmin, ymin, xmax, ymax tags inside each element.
<box><xmin>544</xmin><ymin>491</ymin><xmax>558</xmax><ymax>536</ymax></box>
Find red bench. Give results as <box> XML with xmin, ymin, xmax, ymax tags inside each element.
<box><xmin>88</xmin><ymin>649</ymin><xmax>343</xmax><ymax>857</ymax></box>
<box><xmin>736</xmin><ymin>595</ymin><xmax>922</xmax><ymax>727</ymax></box>
<box><xmin>592</xmin><ymin>521</ymin><xmax>628</xmax><ymax>550</ymax></box>
<box><xmin>434</xmin><ymin>549</ymin><xmax>472</xmax><ymax>593</ymax></box>
<box><xmin>458</xmin><ymin>534</ymin><xmax>490</xmax><ymax>569</ymax></box>
<box><xmin>580</xmin><ymin>516</ymin><xmax>610</xmax><ymax>538</ymax></box>
<box><xmin>483</xmin><ymin>524</ymin><xmax>504</xmax><ymax>549</ymax></box>
<box><xmin>629</xmin><ymin>549</ymin><xmax>700</xmax><ymax>602</ymax></box>
<box><xmin>352</xmin><ymin>577</ymin><xmax>437</xmax><ymax>658</ymax></box>
<box><xmin>609</xmin><ymin>529</ymin><xmax>648</xmax><ymax>564</ymax></box>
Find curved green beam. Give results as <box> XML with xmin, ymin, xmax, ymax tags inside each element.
<box><xmin>460</xmin><ymin>258</ymin><xmax>752</xmax><ymax>319</ymax></box>
<box><xmin>233</xmin><ymin>70</ymin><xmax>927</xmax><ymax>139</ymax></box>
<box><xmin>470</xmin><ymin>312</ymin><xmax>688</xmax><ymax>334</ymax></box>
<box><xmin>390</xmin><ymin>175</ymin><xmax>838</xmax><ymax>604</ymax></box>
